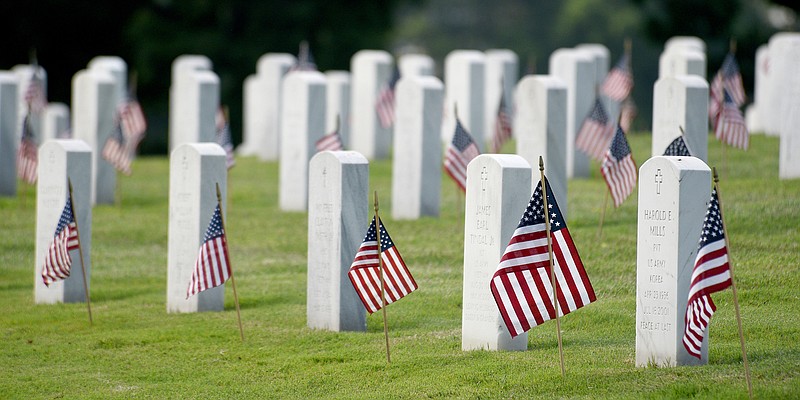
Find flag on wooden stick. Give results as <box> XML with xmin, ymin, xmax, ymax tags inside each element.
<box><xmin>348</xmin><ymin>216</ymin><xmax>417</xmax><ymax>314</ymax></box>
<box><xmin>601</xmin><ymin>53</ymin><xmax>633</xmax><ymax>102</ymax></box>
<box><xmin>709</xmin><ymin>52</ymin><xmax>745</xmax><ymax>127</ymax></box>
<box><xmin>444</xmin><ymin>118</ymin><xmax>480</xmax><ymax>192</ymax></box>
<box><xmin>491</xmin><ymin>86</ymin><xmax>513</xmax><ymax>153</ymax></box>
<box><xmin>490</xmin><ymin>177</ymin><xmax>596</xmax><ymax>338</ymax></box>
<box><xmin>715</xmin><ymin>90</ymin><xmax>749</xmax><ymax>150</ymax></box>
<box><xmin>16</xmin><ymin>112</ymin><xmax>38</xmax><ymax>184</ymax></box>
<box><xmin>576</xmin><ymin>98</ymin><xmax>615</xmax><ymax>161</ymax></box>
<box><xmin>41</xmin><ymin>197</ymin><xmax>80</xmax><ymax>286</ymax></box>
<box><xmin>376</xmin><ymin>65</ymin><xmax>400</xmax><ymax>129</ymax></box>
<box><xmin>683</xmin><ymin>187</ymin><xmax>732</xmax><ymax>359</ymax></box>
<box><xmin>315</xmin><ymin>129</ymin><xmax>344</xmax><ymax>152</ymax></box>
<box><xmin>601</xmin><ymin>126</ymin><xmax>637</xmax><ymax>207</ymax></box>
<box><xmin>186</xmin><ymin>204</ymin><xmax>232</xmax><ymax>299</ymax></box>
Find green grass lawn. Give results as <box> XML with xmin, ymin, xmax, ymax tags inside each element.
<box><xmin>1</xmin><ymin>133</ymin><xmax>798</xmax><ymax>399</ymax></box>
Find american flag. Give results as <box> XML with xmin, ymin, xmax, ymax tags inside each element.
<box><xmin>376</xmin><ymin>65</ymin><xmax>401</xmax><ymax>129</ymax></box>
<box><xmin>24</xmin><ymin>68</ymin><xmax>48</xmax><ymax>114</ymax></box>
<box><xmin>315</xmin><ymin>128</ymin><xmax>344</xmax><ymax>152</ymax></box>
<box><xmin>715</xmin><ymin>90</ymin><xmax>748</xmax><ymax>150</ymax></box>
<box><xmin>490</xmin><ymin>177</ymin><xmax>596</xmax><ymax>338</ymax></box>
<box><xmin>601</xmin><ymin>53</ymin><xmax>633</xmax><ymax>102</ymax></box>
<box><xmin>289</xmin><ymin>40</ymin><xmax>317</xmax><ymax>72</ymax></box>
<box><xmin>102</xmin><ymin>118</ymin><xmax>132</xmax><ymax>175</ymax></box>
<box><xmin>601</xmin><ymin>125</ymin><xmax>637</xmax><ymax>207</ymax></box>
<box><xmin>663</xmin><ymin>135</ymin><xmax>692</xmax><ymax>157</ymax></box>
<box><xmin>186</xmin><ymin>204</ymin><xmax>232</xmax><ymax>299</ymax></box>
<box><xmin>348</xmin><ymin>216</ymin><xmax>417</xmax><ymax>314</ymax></box>
<box><xmin>444</xmin><ymin>118</ymin><xmax>480</xmax><ymax>192</ymax></box>
<box><xmin>683</xmin><ymin>187</ymin><xmax>732</xmax><ymax>359</ymax></box>
<box><xmin>16</xmin><ymin>112</ymin><xmax>38</xmax><ymax>184</ymax></box>
<box><xmin>709</xmin><ymin>52</ymin><xmax>745</xmax><ymax>126</ymax></box>
<box><xmin>491</xmin><ymin>87</ymin><xmax>513</xmax><ymax>153</ymax></box>
<box><xmin>576</xmin><ymin>98</ymin><xmax>615</xmax><ymax>161</ymax></box>
<box><xmin>41</xmin><ymin>197</ymin><xmax>80</xmax><ymax>287</ymax></box>
<box><xmin>216</xmin><ymin>107</ymin><xmax>236</xmax><ymax>169</ymax></box>
<box><xmin>619</xmin><ymin>98</ymin><xmax>637</xmax><ymax>134</ymax></box>
<box><xmin>120</xmin><ymin>98</ymin><xmax>147</xmax><ymax>147</ymax></box>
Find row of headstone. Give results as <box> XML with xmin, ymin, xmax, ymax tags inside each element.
<box><xmin>240</xmin><ymin>53</ymin><xmax>295</xmax><ymax>160</ymax></box>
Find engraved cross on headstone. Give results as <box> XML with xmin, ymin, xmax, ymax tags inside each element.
<box><xmin>655</xmin><ymin>168</ymin><xmax>663</xmax><ymax>195</ymax></box>
<box><xmin>480</xmin><ymin>166</ymin><xmax>488</xmax><ymax>192</ymax></box>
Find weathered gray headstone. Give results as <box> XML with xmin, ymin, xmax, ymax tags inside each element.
<box><xmin>442</xmin><ymin>50</ymin><xmax>486</xmax><ymax>150</ymax></box>
<box><xmin>279</xmin><ymin>71</ymin><xmax>327</xmax><ymax>211</ymax></box>
<box><xmin>0</xmin><ymin>72</ymin><xmax>18</xmax><ymax>196</ymax></box>
<box><xmin>777</xmin><ymin>35</ymin><xmax>800</xmax><ymax>179</ymax></box>
<box><xmin>462</xmin><ymin>154</ymin><xmax>531</xmax><ymax>351</ymax></box>
<box><xmin>391</xmin><ymin>75</ymin><xmax>443</xmax><ymax>220</ymax></box>
<box><xmin>72</xmin><ymin>68</ymin><xmax>118</xmax><ymax>205</ymax></box>
<box><xmin>746</xmin><ymin>44</ymin><xmax>769</xmax><ymax>134</ymax></box>
<box><xmin>484</xmin><ymin>49</ymin><xmax>519</xmax><ymax>141</ymax></box>
<box><xmin>307</xmin><ymin>150</ymin><xmax>369</xmax><ymax>331</ymax></box>
<box><xmin>350</xmin><ymin>50</ymin><xmax>392</xmax><ymax>159</ymax></box>
<box><xmin>167</xmin><ymin>143</ymin><xmax>227</xmax><ymax>313</ymax></box>
<box><xmin>651</xmin><ymin>75</ymin><xmax>709</xmax><ymax>162</ymax></box>
<box><xmin>241</xmin><ymin>53</ymin><xmax>295</xmax><ymax>159</ymax></box>
<box><xmin>636</xmin><ymin>156</ymin><xmax>711</xmax><ymax>367</ymax></box>
<box><xmin>398</xmin><ymin>53</ymin><xmax>434</xmax><ymax>77</ymax></box>
<box><xmin>514</xmin><ymin>75</ymin><xmax>568</xmax><ymax>215</ymax></box>
<box><xmin>325</xmin><ymin>70</ymin><xmax>351</xmax><ymax>146</ymax></box>
<box><xmin>35</xmin><ymin>140</ymin><xmax>92</xmax><ymax>304</ymax></box>
<box><xmin>42</xmin><ymin>103</ymin><xmax>70</xmax><ymax>142</ymax></box>
<box><xmin>169</xmin><ymin>55</ymin><xmax>212</xmax><ymax>152</ymax></box>
<box><xmin>549</xmin><ymin>48</ymin><xmax>594</xmax><ymax>178</ymax></box>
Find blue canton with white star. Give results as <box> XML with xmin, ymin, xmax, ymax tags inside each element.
<box><xmin>517</xmin><ymin>178</ymin><xmax>566</xmax><ymax>232</ymax></box>
<box><xmin>698</xmin><ymin>189</ymin><xmax>725</xmax><ymax>249</ymax></box>
<box><xmin>589</xmin><ymin>98</ymin><xmax>609</xmax><ymax>125</ymax></box>
<box><xmin>203</xmin><ymin>205</ymin><xmax>225</xmax><ymax>242</ymax></box>
<box><xmin>608</xmin><ymin>126</ymin><xmax>631</xmax><ymax>161</ymax></box>
<box><xmin>55</xmin><ymin>198</ymin><xmax>75</xmax><ymax>237</ymax></box>
<box><xmin>664</xmin><ymin>136</ymin><xmax>691</xmax><ymax>156</ymax></box>
<box><xmin>362</xmin><ymin>217</ymin><xmax>396</xmax><ymax>251</ymax></box>
<box><xmin>452</xmin><ymin>120</ymin><xmax>476</xmax><ymax>151</ymax></box>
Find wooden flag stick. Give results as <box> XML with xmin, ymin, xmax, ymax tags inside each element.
<box><xmin>68</xmin><ymin>179</ymin><xmax>93</xmax><ymax>325</ymax></box>
<box><xmin>374</xmin><ymin>191</ymin><xmax>391</xmax><ymax>363</ymax></box>
<box><xmin>597</xmin><ymin>190</ymin><xmax>609</xmax><ymax>241</ymax></box>
<box><xmin>539</xmin><ymin>156</ymin><xmax>565</xmax><ymax>377</ymax></box>
<box><xmin>216</xmin><ymin>183</ymin><xmax>244</xmax><ymax>342</ymax></box>
<box><xmin>713</xmin><ymin>168</ymin><xmax>752</xmax><ymax>399</ymax></box>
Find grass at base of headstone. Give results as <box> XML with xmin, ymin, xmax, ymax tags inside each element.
<box><xmin>1</xmin><ymin>133</ymin><xmax>798</xmax><ymax>399</ymax></box>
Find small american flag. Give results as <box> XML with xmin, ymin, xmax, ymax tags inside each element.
<box><xmin>576</xmin><ymin>98</ymin><xmax>615</xmax><ymax>161</ymax></box>
<box><xmin>715</xmin><ymin>90</ymin><xmax>748</xmax><ymax>150</ymax></box>
<box><xmin>41</xmin><ymin>197</ymin><xmax>80</xmax><ymax>287</ymax></box>
<box><xmin>216</xmin><ymin>107</ymin><xmax>236</xmax><ymax>169</ymax></box>
<box><xmin>683</xmin><ymin>187</ymin><xmax>732</xmax><ymax>359</ymax></box>
<box><xmin>102</xmin><ymin>119</ymin><xmax>132</xmax><ymax>175</ymax></box>
<box><xmin>289</xmin><ymin>40</ymin><xmax>317</xmax><ymax>72</ymax></box>
<box><xmin>376</xmin><ymin>65</ymin><xmax>400</xmax><ymax>129</ymax></box>
<box><xmin>348</xmin><ymin>216</ymin><xmax>417</xmax><ymax>314</ymax></box>
<box><xmin>663</xmin><ymin>135</ymin><xmax>692</xmax><ymax>157</ymax></box>
<box><xmin>709</xmin><ymin>53</ymin><xmax>745</xmax><ymax>126</ymax></box>
<box><xmin>491</xmin><ymin>88</ymin><xmax>512</xmax><ymax>153</ymax></box>
<box><xmin>601</xmin><ymin>126</ymin><xmax>637</xmax><ymax>207</ymax></box>
<box><xmin>120</xmin><ymin>98</ymin><xmax>147</xmax><ymax>147</ymax></box>
<box><xmin>315</xmin><ymin>128</ymin><xmax>344</xmax><ymax>152</ymax></box>
<box><xmin>601</xmin><ymin>54</ymin><xmax>633</xmax><ymax>102</ymax></box>
<box><xmin>444</xmin><ymin>118</ymin><xmax>480</xmax><ymax>192</ymax></box>
<box><xmin>16</xmin><ymin>113</ymin><xmax>38</xmax><ymax>184</ymax></box>
<box><xmin>186</xmin><ymin>204</ymin><xmax>232</xmax><ymax>299</ymax></box>
<box><xmin>490</xmin><ymin>177</ymin><xmax>596</xmax><ymax>338</ymax></box>
<box><xmin>24</xmin><ymin>69</ymin><xmax>48</xmax><ymax>114</ymax></box>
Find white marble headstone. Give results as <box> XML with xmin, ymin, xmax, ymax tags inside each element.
<box><xmin>169</xmin><ymin>55</ymin><xmax>212</xmax><ymax>152</ymax></box>
<box><xmin>651</xmin><ymin>75</ymin><xmax>709</xmax><ymax>162</ymax></box>
<box><xmin>241</xmin><ymin>53</ymin><xmax>295</xmax><ymax>159</ymax></box>
<box><xmin>391</xmin><ymin>75</ymin><xmax>443</xmax><ymax>220</ymax></box>
<box><xmin>72</xmin><ymin>68</ymin><xmax>118</xmax><ymax>205</ymax></box>
<box><xmin>325</xmin><ymin>70</ymin><xmax>351</xmax><ymax>147</ymax></box>
<box><xmin>307</xmin><ymin>150</ymin><xmax>369</xmax><ymax>331</ymax></box>
<box><xmin>0</xmin><ymin>72</ymin><xmax>18</xmax><ymax>196</ymax></box>
<box><xmin>173</xmin><ymin>71</ymin><xmax>219</xmax><ymax>150</ymax></box>
<box><xmin>577</xmin><ymin>44</ymin><xmax>615</xmax><ymax>120</ymax></box>
<box><xmin>350</xmin><ymin>50</ymin><xmax>393</xmax><ymax>159</ymax></box>
<box><xmin>746</xmin><ymin>45</ymin><xmax>769</xmax><ymax>134</ymax></box>
<box><xmin>42</xmin><ymin>103</ymin><xmax>70</xmax><ymax>142</ymax></box>
<box><xmin>636</xmin><ymin>156</ymin><xmax>710</xmax><ymax>367</ymax></box>
<box><xmin>514</xmin><ymin>75</ymin><xmax>568</xmax><ymax>214</ymax></box>
<box><xmin>398</xmin><ymin>53</ymin><xmax>435</xmax><ymax>77</ymax></box>
<box><xmin>484</xmin><ymin>49</ymin><xmax>519</xmax><ymax>142</ymax></box>
<box><xmin>777</xmin><ymin>35</ymin><xmax>800</xmax><ymax>179</ymax></box>
<box><xmin>658</xmin><ymin>45</ymin><xmax>706</xmax><ymax>80</ymax></box>
<box><xmin>167</xmin><ymin>143</ymin><xmax>227</xmax><ymax>313</ymax></box>
<box><xmin>462</xmin><ymin>154</ymin><xmax>531</xmax><ymax>351</ymax></box>
<box><xmin>35</xmin><ymin>140</ymin><xmax>92</xmax><ymax>304</ymax></box>
<box><xmin>88</xmin><ymin>56</ymin><xmax>127</xmax><ymax>107</ymax></box>
<box><xmin>764</xmin><ymin>34</ymin><xmax>800</xmax><ymax>137</ymax></box>
<box><xmin>549</xmin><ymin>48</ymin><xmax>595</xmax><ymax>178</ymax></box>
<box><xmin>665</xmin><ymin>36</ymin><xmax>706</xmax><ymax>53</ymax></box>
<box><xmin>279</xmin><ymin>71</ymin><xmax>327</xmax><ymax>211</ymax></box>
<box><xmin>442</xmin><ymin>50</ymin><xmax>486</xmax><ymax>150</ymax></box>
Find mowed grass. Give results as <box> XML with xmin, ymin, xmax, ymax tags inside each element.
<box><xmin>1</xmin><ymin>133</ymin><xmax>798</xmax><ymax>399</ymax></box>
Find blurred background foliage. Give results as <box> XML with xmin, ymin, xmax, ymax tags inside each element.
<box><xmin>1</xmin><ymin>0</ymin><xmax>796</xmax><ymax>154</ymax></box>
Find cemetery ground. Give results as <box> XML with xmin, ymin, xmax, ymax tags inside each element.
<box><xmin>1</xmin><ymin>133</ymin><xmax>798</xmax><ymax>399</ymax></box>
